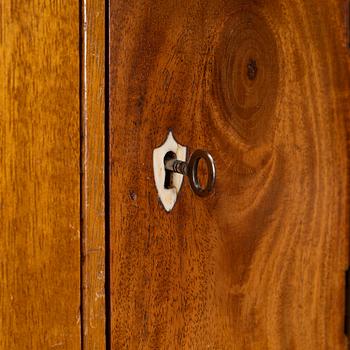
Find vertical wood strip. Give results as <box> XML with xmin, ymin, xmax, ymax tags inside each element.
<box><xmin>0</xmin><ymin>1</ymin><xmax>81</xmax><ymax>349</ymax></box>
<box><xmin>81</xmin><ymin>0</ymin><xmax>106</xmax><ymax>348</ymax></box>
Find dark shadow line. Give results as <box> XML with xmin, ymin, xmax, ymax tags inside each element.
<box><xmin>79</xmin><ymin>0</ymin><xmax>84</xmax><ymax>348</ymax></box>
<box><xmin>105</xmin><ymin>0</ymin><xmax>111</xmax><ymax>348</ymax></box>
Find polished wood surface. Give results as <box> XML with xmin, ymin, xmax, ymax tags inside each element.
<box><xmin>109</xmin><ymin>1</ymin><xmax>350</xmax><ymax>348</ymax></box>
<box><xmin>0</xmin><ymin>1</ymin><xmax>81</xmax><ymax>349</ymax></box>
<box><xmin>81</xmin><ymin>0</ymin><xmax>106</xmax><ymax>348</ymax></box>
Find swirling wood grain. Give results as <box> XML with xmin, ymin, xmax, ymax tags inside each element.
<box><xmin>109</xmin><ymin>1</ymin><xmax>350</xmax><ymax>348</ymax></box>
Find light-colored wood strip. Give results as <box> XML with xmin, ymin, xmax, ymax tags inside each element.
<box><xmin>0</xmin><ymin>1</ymin><xmax>81</xmax><ymax>349</ymax></box>
<box><xmin>81</xmin><ymin>0</ymin><xmax>106</xmax><ymax>348</ymax></box>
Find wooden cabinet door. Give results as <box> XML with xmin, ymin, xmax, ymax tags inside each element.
<box><xmin>108</xmin><ymin>1</ymin><xmax>350</xmax><ymax>348</ymax></box>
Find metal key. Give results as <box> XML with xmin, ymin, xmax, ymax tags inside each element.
<box><xmin>164</xmin><ymin>149</ymin><xmax>216</xmax><ymax>197</ymax></box>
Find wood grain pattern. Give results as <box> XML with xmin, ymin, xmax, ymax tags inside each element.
<box><xmin>81</xmin><ymin>0</ymin><xmax>106</xmax><ymax>348</ymax></box>
<box><xmin>0</xmin><ymin>1</ymin><xmax>81</xmax><ymax>349</ymax></box>
<box><xmin>109</xmin><ymin>0</ymin><xmax>350</xmax><ymax>348</ymax></box>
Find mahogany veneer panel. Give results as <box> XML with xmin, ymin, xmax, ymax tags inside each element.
<box><xmin>109</xmin><ymin>1</ymin><xmax>350</xmax><ymax>348</ymax></box>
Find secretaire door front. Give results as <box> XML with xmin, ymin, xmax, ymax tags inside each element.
<box><xmin>108</xmin><ymin>1</ymin><xmax>350</xmax><ymax>348</ymax></box>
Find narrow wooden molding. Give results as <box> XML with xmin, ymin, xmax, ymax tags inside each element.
<box><xmin>81</xmin><ymin>0</ymin><xmax>106</xmax><ymax>348</ymax></box>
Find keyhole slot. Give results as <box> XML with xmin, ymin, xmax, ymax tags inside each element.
<box><xmin>164</xmin><ymin>151</ymin><xmax>176</xmax><ymax>189</ymax></box>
